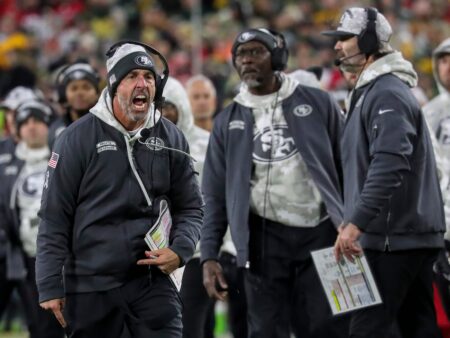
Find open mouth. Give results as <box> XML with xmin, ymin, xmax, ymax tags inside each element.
<box><xmin>132</xmin><ymin>94</ymin><xmax>148</xmax><ymax>110</ymax></box>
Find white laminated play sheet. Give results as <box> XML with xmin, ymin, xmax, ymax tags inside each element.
<box><xmin>311</xmin><ymin>247</ymin><xmax>382</xmax><ymax>315</ymax></box>
<box><xmin>145</xmin><ymin>199</ymin><xmax>184</xmax><ymax>291</ymax></box>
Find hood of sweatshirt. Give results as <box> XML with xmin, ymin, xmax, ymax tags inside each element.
<box><xmin>163</xmin><ymin>77</ymin><xmax>210</xmax><ymax>180</ymax></box>
<box><xmin>90</xmin><ymin>88</ymin><xmax>161</xmax><ymax>143</ymax></box>
<box><xmin>355</xmin><ymin>51</ymin><xmax>418</xmax><ymax>90</ymax></box>
<box><xmin>234</xmin><ymin>73</ymin><xmax>298</xmax><ymax>108</ymax></box>
<box><xmin>432</xmin><ymin>38</ymin><xmax>450</xmax><ymax>96</ymax></box>
<box><xmin>345</xmin><ymin>51</ymin><xmax>418</xmax><ymax>112</ymax></box>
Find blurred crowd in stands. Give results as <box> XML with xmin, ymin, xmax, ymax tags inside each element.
<box><xmin>0</xmin><ymin>0</ymin><xmax>449</xmax><ymax>136</ymax></box>
<box><xmin>0</xmin><ymin>1</ymin><xmax>449</xmax><ymax>337</ymax></box>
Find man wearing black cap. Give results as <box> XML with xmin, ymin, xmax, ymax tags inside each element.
<box><xmin>323</xmin><ymin>7</ymin><xmax>444</xmax><ymax>338</ymax></box>
<box><xmin>48</xmin><ymin>61</ymin><xmax>100</xmax><ymax>149</ymax></box>
<box><xmin>0</xmin><ymin>99</ymin><xmax>63</xmax><ymax>338</ymax></box>
<box><xmin>36</xmin><ymin>42</ymin><xmax>203</xmax><ymax>338</ymax></box>
<box><xmin>201</xmin><ymin>28</ymin><xmax>347</xmax><ymax>338</ymax></box>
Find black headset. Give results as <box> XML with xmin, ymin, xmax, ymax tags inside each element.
<box><xmin>106</xmin><ymin>40</ymin><xmax>169</xmax><ymax>107</ymax></box>
<box><xmin>358</xmin><ymin>7</ymin><xmax>379</xmax><ymax>56</ymax></box>
<box><xmin>55</xmin><ymin>62</ymin><xmax>100</xmax><ymax>104</ymax></box>
<box><xmin>267</xmin><ymin>29</ymin><xmax>289</xmax><ymax>71</ymax></box>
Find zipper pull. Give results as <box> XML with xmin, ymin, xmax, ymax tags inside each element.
<box><xmin>384</xmin><ymin>236</ymin><xmax>390</xmax><ymax>251</ymax></box>
<box><xmin>372</xmin><ymin>124</ymin><xmax>378</xmax><ymax>139</ymax></box>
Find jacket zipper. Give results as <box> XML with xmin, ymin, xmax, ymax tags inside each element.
<box><xmin>384</xmin><ymin>225</ymin><xmax>390</xmax><ymax>251</ymax></box>
<box><xmin>372</xmin><ymin>124</ymin><xmax>378</xmax><ymax>139</ymax></box>
<box><xmin>384</xmin><ymin>200</ymin><xmax>391</xmax><ymax>251</ymax></box>
<box><xmin>124</xmin><ymin>136</ymin><xmax>152</xmax><ymax>207</ymax></box>
<box><xmin>9</xmin><ymin>165</ymin><xmax>25</xmax><ymax>210</ymax></box>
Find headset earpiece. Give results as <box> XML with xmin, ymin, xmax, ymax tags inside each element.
<box><xmin>232</xmin><ymin>29</ymin><xmax>289</xmax><ymax>71</ymax></box>
<box><xmin>106</xmin><ymin>40</ymin><xmax>169</xmax><ymax>107</ymax></box>
<box><xmin>55</xmin><ymin>64</ymin><xmax>70</xmax><ymax>104</ymax></box>
<box><xmin>358</xmin><ymin>7</ymin><xmax>379</xmax><ymax>56</ymax></box>
<box><xmin>267</xmin><ymin>29</ymin><xmax>289</xmax><ymax>71</ymax></box>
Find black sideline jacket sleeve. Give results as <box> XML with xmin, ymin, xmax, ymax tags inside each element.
<box><xmin>36</xmin><ymin>133</ymin><xmax>84</xmax><ymax>303</ymax></box>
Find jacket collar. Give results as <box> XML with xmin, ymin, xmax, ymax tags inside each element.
<box><xmin>90</xmin><ymin>88</ymin><xmax>161</xmax><ymax>142</ymax></box>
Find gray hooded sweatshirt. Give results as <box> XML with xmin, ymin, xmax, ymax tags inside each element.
<box><xmin>423</xmin><ymin>38</ymin><xmax>450</xmax><ymax>139</ymax></box>
<box><xmin>423</xmin><ymin>38</ymin><xmax>450</xmax><ymax>238</ymax></box>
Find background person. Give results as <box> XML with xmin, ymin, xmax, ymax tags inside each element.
<box><xmin>162</xmin><ymin>76</ymin><xmax>247</xmax><ymax>338</ymax></box>
<box><xmin>0</xmin><ymin>87</ymin><xmax>45</xmax><ymax>337</ymax></box>
<box><xmin>48</xmin><ymin>60</ymin><xmax>100</xmax><ymax>149</ymax></box>
<box><xmin>0</xmin><ymin>99</ymin><xmax>62</xmax><ymax>338</ymax></box>
<box><xmin>186</xmin><ymin>75</ymin><xmax>217</xmax><ymax>132</ymax></box>
<box><xmin>423</xmin><ymin>37</ymin><xmax>450</xmax><ymax>332</ymax></box>
<box><xmin>162</xmin><ymin>76</ymin><xmax>213</xmax><ymax>338</ymax></box>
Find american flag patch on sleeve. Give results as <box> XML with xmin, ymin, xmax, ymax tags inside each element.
<box><xmin>48</xmin><ymin>152</ymin><xmax>60</xmax><ymax>169</ymax></box>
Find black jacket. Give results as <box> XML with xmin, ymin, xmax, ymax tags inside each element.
<box><xmin>47</xmin><ymin>108</ymin><xmax>92</xmax><ymax>150</ymax></box>
<box><xmin>0</xmin><ymin>137</ymin><xmax>16</xmax><ymax>260</ymax></box>
<box><xmin>201</xmin><ymin>82</ymin><xmax>344</xmax><ymax>267</ymax></box>
<box><xmin>0</xmin><ymin>147</ymin><xmax>29</xmax><ymax>280</ymax></box>
<box><xmin>342</xmin><ymin>73</ymin><xmax>445</xmax><ymax>251</ymax></box>
<box><xmin>47</xmin><ymin>115</ymin><xmax>70</xmax><ymax>150</ymax></box>
<box><xmin>36</xmin><ymin>106</ymin><xmax>203</xmax><ymax>303</ymax></box>
<box><xmin>0</xmin><ymin>156</ymin><xmax>24</xmax><ymax>248</ymax></box>
<box><xmin>0</xmin><ymin>137</ymin><xmax>15</xmax><ymax>167</ymax></box>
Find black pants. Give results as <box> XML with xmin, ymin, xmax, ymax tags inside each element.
<box><xmin>180</xmin><ymin>257</ymin><xmax>215</xmax><ymax>338</ymax></box>
<box><xmin>0</xmin><ymin>256</ymin><xmax>63</xmax><ymax>338</ymax></box>
<box><xmin>245</xmin><ymin>215</ymin><xmax>349</xmax><ymax>338</ymax></box>
<box><xmin>219</xmin><ymin>252</ymin><xmax>248</xmax><ymax>338</ymax></box>
<box><xmin>64</xmin><ymin>268</ymin><xmax>182</xmax><ymax>338</ymax></box>
<box><xmin>0</xmin><ymin>257</ymin><xmax>34</xmax><ymax>331</ymax></box>
<box><xmin>25</xmin><ymin>257</ymin><xmax>65</xmax><ymax>338</ymax></box>
<box><xmin>180</xmin><ymin>254</ymin><xmax>248</xmax><ymax>338</ymax></box>
<box><xmin>349</xmin><ymin>249</ymin><xmax>442</xmax><ymax>338</ymax></box>
<box><xmin>433</xmin><ymin>248</ymin><xmax>450</xmax><ymax>321</ymax></box>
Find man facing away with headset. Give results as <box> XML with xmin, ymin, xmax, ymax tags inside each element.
<box><xmin>200</xmin><ymin>28</ymin><xmax>349</xmax><ymax>338</ymax></box>
<box><xmin>35</xmin><ymin>41</ymin><xmax>203</xmax><ymax>337</ymax></box>
<box><xmin>323</xmin><ymin>7</ymin><xmax>445</xmax><ymax>338</ymax></box>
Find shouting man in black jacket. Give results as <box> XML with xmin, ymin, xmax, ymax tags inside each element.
<box><xmin>36</xmin><ymin>42</ymin><xmax>203</xmax><ymax>338</ymax></box>
<box><xmin>323</xmin><ymin>7</ymin><xmax>445</xmax><ymax>338</ymax></box>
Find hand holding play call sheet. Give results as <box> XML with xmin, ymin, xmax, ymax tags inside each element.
<box><xmin>311</xmin><ymin>247</ymin><xmax>382</xmax><ymax>315</ymax></box>
<box><xmin>144</xmin><ymin>199</ymin><xmax>184</xmax><ymax>291</ymax></box>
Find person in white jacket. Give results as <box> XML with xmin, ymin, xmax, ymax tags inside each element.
<box><xmin>162</xmin><ymin>77</ymin><xmax>209</xmax><ymax>181</ymax></box>
<box><xmin>423</xmin><ymin>37</ymin><xmax>450</xmax><ymax>324</ymax></box>
<box><xmin>423</xmin><ymin>38</ymin><xmax>450</xmax><ymax>236</ymax></box>
<box><xmin>163</xmin><ymin>77</ymin><xmax>213</xmax><ymax>338</ymax></box>
<box><xmin>162</xmin><ymin>77</ymin><xmax>247</xmax><ymax>338</ymax></box>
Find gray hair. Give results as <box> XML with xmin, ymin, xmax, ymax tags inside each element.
<box><xmin>186</xmin><ymin>74</ymin><xmax>217</xmax><ymax>97</ymax></box>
